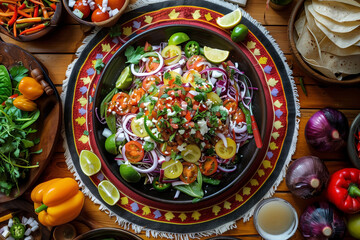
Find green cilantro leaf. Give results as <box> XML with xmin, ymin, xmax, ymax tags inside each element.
<box><xmin>125</xmin><ymin>46</ymin><xmax>145</xmax><ymax>64</ymax></box>
<box><xmin>143</xmin><ymin>141</ymin><xmax>155</xmax><ymax>152</ymax></box>
<box><xmin>174</xmin><ymin>75</ymin><xmax>182</xmax><ymax>86</ymax></box>
<box><xmin>94</xmin><ymin>59</ymin><xmax>105</xmax><ymax>74</ymax></box>
<box><xmin>164</xmin><ymin>71</ymin><xmax>171</xmax><ymax>80</ymax></box>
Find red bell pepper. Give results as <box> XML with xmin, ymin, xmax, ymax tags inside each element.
<box><xmin>327</xmin><ymin>168</ymin><xmax>360</xmax><ymax>214</ymax></box>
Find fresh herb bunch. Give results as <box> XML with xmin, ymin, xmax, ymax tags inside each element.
<box><xmin>0</xmin><ymin>64</ymin><xmax>41</xmax><ymax>196</ymax></box>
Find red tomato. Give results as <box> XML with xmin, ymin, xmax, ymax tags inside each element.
<box><xmin>91</xmin><ymin>8</ymin><xmax>110</xmax><ymax>22</ymax></box>
<box><xmin>199</xmin><ymin>156</ymin><xmax>218</xmax><ymax>176</ymax></box>
<box><xmin>186</xmin><ymin>55</ymin><xmax>206</xmax><ymax>72</ymax></box>
<box><xmin>108</xmin><ymin>92</ymin><xmax>130</xmax><ymax>115</ymax></box>
<box><xmin>180</xmin><ymin>162</ymin><xmax>198</xmax><ymax>184</ymax></box>
<box><xmin>223</xmin><ymin>99</ymin><xmax>237</xmax><ymax>114</ymax></box>
<box><xmin>94</xmin><ymin>0</ymin><xmax>126</xmax><ymax>10</ymax></box>
<box><xmin>233</xmin><ymin>109</ymin><xmax>246</xmax><ymax>124</ymax></box>
<box><xmin>73</xmin><ymin>1</ymin><xmax>90</xmax><ymax>19</ymax></box>
<box><xmin>129</xmin><ymin>88</ymin><xmax>145</xmax><ymax>106</ymax></box>
<box><xmin>142</xmin><ymin>75</ymin><xmax>160</xmax><ymax>91</ymax></box>
<box><xmin>124</xmin><ymin>141</ymin><xmax>144</xmax><ymax>163</ymax></box>
<box><xmin>145</xmin><ymin>57</ymin><xmax>160</xmax><ymax>72</ymax></box>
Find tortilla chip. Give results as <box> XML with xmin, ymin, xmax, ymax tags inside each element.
<box><xmin>296</xmin><ymin>25</ymin><xmax>323</xmax><ymax>64</ymax></box>
<box><xmin>295</xmin><ymin>10</ymin><xmax>306</xmax><ymax>37</ymax></box>
<box><xmin>312</xmin><ymin>0</ymin><xmax>360</xmax><ymax>22</ymax></box>
<box><xmin>305</xmin><ymin>57</ymin><xmax>340</xmax><ymax>79</ymax></box>
<box><xmin>318</xmin><ymin>0</ymin><xmax>360</xmax><ymax>8</ymax></box>
<box><xmin>308</xmin><ymin>3</ymin><xmax>360</xmax><ymax>33</ymax></box>
<box><xmin>319</xmin><ymin>37</ymin><xmax>360</xmax><ymax>56</ymax></box>
<box><xmin>315</xmin><ymin>20</ymin><xmax>360</xmax><ymax>48</ymax></box>
<box><xmin>321</xmin><ymin>51</ymin><xmax>360</xmax><ymax>75</ymax></box>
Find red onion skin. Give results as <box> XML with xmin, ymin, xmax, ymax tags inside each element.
<box><xmin>305</xmin><ymin>108</ymin><xmax>349</xmax><ymax>152</ymax></box>
<box><xmin>286</xmin><ymin>156</ymin><xmax>329</xmax><ymax>199</ymax></box>
<box><xmin>300</xmin><ymin>201</ymin><xmax>345</xmax><ymax>240</ymax></box>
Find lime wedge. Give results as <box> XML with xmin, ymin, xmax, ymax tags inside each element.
<box><xmin>79</xmin><ymin>150</ymin><xmax>101</xmax><ymax>176</ymax></box>
<box><xmin>116</xmin><ymin>66</ymin><xmax>133</xmax><ymax>90</ymax></box>
<box><xmin>98</xmin><ymin>180</ymin><xmax>120</xmax><ymax>206</ymax></box>
<box><xmin>216</xmin><ymin>8</ymin><xmax>242</xmax><ymax>29</ymax></box>
<box><xmin>203</xmin><ymin>46</ymin><xmax>230</xmax><ymax>64</ymax></box>
<box><xmin>119</xmin><ymin>164</ymin><xmax>141</xmax><ymax>183</ymax></box>
<box><xmin>105</xmin><ymin>134</ymin><xmax>118</xmax><ymax>155</ymax></box>
<box><xmin>168</xmin><ymin>32</ymin><xmax>190</xmax><ymax>45</ymax></box>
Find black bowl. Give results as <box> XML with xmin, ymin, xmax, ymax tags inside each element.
<box><xmin>93</xmin><ymin>24</ymin><xmax>270</xmax><ymax>204</ymax></box>
<box><xmin>74</xmin><ymin>228</ymin><xmax>142</xmax><ymax>240</ymax></box>
<box><xmin>348</xmin><ymin>114</ymin><xmax>360</xmax><ymax>169</ymax></box>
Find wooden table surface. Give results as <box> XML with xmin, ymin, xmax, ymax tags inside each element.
<box><xmin>1</xmin><ymin>0</ymin><xmax>359</xmax><ymax>239</ymax></box>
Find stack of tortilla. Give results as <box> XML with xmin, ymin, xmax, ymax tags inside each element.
<box><xmin>295</xmin><ymin>0</ymin><xmax>360</xmax><ymax>80</ymax></box>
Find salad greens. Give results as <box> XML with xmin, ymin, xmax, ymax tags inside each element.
<box><xmin>0</xmin><ymin>64</ymin><xmax>41</xmax><ymax>196</ymax></box>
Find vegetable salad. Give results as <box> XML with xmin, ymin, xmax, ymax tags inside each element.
<box><xmin>99</xmin><ymin>32</ymin><xmax>256</xmax><ymax>200</ymax></box>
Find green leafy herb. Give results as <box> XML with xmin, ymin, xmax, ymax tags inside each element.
<box><xmin>125</xmin><ymin>46</ymin><xmax>145</xmax><ymax>64</ymax></box>
<box><xmin>160</xmin><ymin>94</ymin><xmax>169</xmax><ymax>99</ymax></box>
<box><xmin>0</xmin><ymin>65</ymin><xmax>12</xmax><ymax>103</ymax></box>
<box><xmin>174</xmin><ymin>75</ymin><xmax>182</xmax><ymax>86</ymax></box>
<box><xmin>169</xmin><ymin>132</ymin><xmax>177</xmax><ymax>142</ymax></box>
<box><xmin>143</xmin><ymin>141</ymin><xmax>155</xmax><ymax>152</ymax></box>
<box><xmin>194</xmin><ymin>92</ymin><xmax>206</xmax><ymax>102</ymax></box>
<box><xmin>94</xmin><ymin>59</ymin><xmax>105</xmax><ymax>74</ymax></box>
<box><xmin>172</xmin><ymin>105</ymin><xmax>182</xmax><ymax>113</ymax></box>
<box><xmin>203</xmin><ymin>176</ymin><xmax>220</xmax><ymax>185</ymax></box>
<box><xmin>174</xmin><ymin>169</ymin><xmax>204</xmax><ymax>199</ymax></box>
<box><xmin>170</xmin><ymin>151</ymin><xmax>182</xmax><ymax>160</ymax></box>
<box><xmin>164</xmin><ymin>71</ymin><xmax>171</xmax><ymax>80</ymax></box>
<box><xmin>9</xmin><ymin>65</ymin><xmax>28</xmax><ymax>83</ymax></box>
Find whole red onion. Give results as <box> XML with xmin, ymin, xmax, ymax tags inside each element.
<box><xmin>300</xmin><ymin>201</ymin><xmax>345</xmax><ymax>240</ymax></box>
<box><xmin>305</xmin><ymin>108</ymin><xmax>349</xmax><ymax>152</ymax></box>
<box><xmin>286</xmin><ymin>156</ymin><xmax>329</xmax><ymax>199</ymax></box>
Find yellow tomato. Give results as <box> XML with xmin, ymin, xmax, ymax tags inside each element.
<box><xmin>206</xmin><ymin>92</ymin><xmax>222</xmax><ymax>105</ymax></box>
<box><xmin>163</xmin><ymin>71</ymin><xmax>182</xmax><ymax>85</ymax></box>
<box><xmin>161</xmin><ymin>45</ymin><xmax>182</xmax><ymax>65</ymax></box>
<box><xmin>131</xmin><ymin>117</ymin><xmax>148</xmax><ymax>138</ymax></box>
<box><xmin>181</xmin><ymin>144</ymin><xmax>201</xmax><ymax>163</ymax></box>
<box><xmin>215</xmin><ymin>138</ymin><xmax>237</xmax><ymax>159</ymax></box>
<box><xmin>182</xmin><ymin>69</ymin><xmax>201</xmax><ymax>87</ymax></box>
<box><xmin>162</xmin><ymin>159</ymin><xmax>183</xmax><ymax>179</ymax></box>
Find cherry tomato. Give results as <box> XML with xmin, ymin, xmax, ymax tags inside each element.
<box><xmin>142</xmin><ymin>75</ymin><xmax>160</xmax><ymax>91</ymax></box>
<box><xmin>233</xmin><ymin>109</ymin><xmax>246</xmax><ymax>123</ymax></box>
<box><xmin>94</xmin><ymin>0</ymin><xmax>126</xmax><ymax>10</ymax></box>
<box><xmin>161</xmin><ymin>45</ymin><xmax>182</xmax><ymax>65</ymax></box>
<box><xmin>186</xmin><ymin>55</ymin><xmax>206</xmax><ymax>72</ymax></box>
<box><xmin>129</xmin><ymin>88</ymin><xmax>145</xmax><ymax>106</ymax></box>
<box><xmin>124</xmin><ymin>141</ymin><xmax>144</xmax><ymax>163</ymax></box>
<box><xmin>108</xmin><ymin>92</ymin><xmax>130</xmax><ymax>115</ymax></box>
<box><xmin>91</xmin><ymin>8</ymin><xmax>110</xmax><ymax>22</ymax></box>
<box><xmin>181</xmin><ymin>144</ymin><xmax>201</xmax><ymax>163</ymax></box>
<box><xmin>215</xmin><ymin>138</ymin><xmax>237</xmax><ymax>159</ymax></box>
<box><xmin>182</xmin><ymin>69</ymin><xmax>201</xmax><ymax>87</ymax></box>
<box><xmin>180</xmin><ymin>162</ymin><xmax>198</xmax><ymax>184</ymax></box>
<box><xmin>199</xmin><ymin>156</ymin><xmax>218</xmax><ymax>176</ymax></box>
<box><xmin>73</xmin><ymin>1</ymin><xmax>90</xmax><ymax>19</ymax></box>
<box><xmin>145</xmin><ymin>57</ymin><xmax>160</xmax><ymax>72</ymax></box>
<box><xmin>162</xmin><ymin>159</ymin><xmax>183</xmax><ymax>179</ymax></box>
<box><xmin>223</xmin><ymin>99</ymin><xmax>237</xmax><ymax>114</ymax></box>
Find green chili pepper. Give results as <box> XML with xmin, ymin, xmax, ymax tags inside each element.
<box><xmin>10</xmin><ymin>223</ymin><xmax>26</xmax><ymax>240</ymax></box>
<box><xmin>203</xmin><ymin>176</ymin><xmax>221</xmax><ymax>185</ymax></box>
<box><xmin>152</xmin><ymin>177</ymin><xmax>171</xmax><ymax>192</ymax></box>
<box><xmin>184</xmin><ymin>41</ymin><xmax>200</xmax><ymax>58</ymax></box>
<box><xmin>100</xmin><ymin>88</ymin><xmax>117</xmax><ymax>118</ymax></box>
<box><xmin>239</xmin><ymin>102</ymin><xmax>252</xmax><ymax>134</ymax></box>
<box><xmin>144</xmin><ymin>115</ymin><xmax>164</xmax><ymax>143</ymax></box>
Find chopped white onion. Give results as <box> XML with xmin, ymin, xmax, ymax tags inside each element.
<box><xmin>171</xmin><ymin>181</ymin><xmax>188</xmax><ymax>187</ymax></box>
<box><xmin>174</xmin><ymin>190</ymin><xmax>180</xmax><ymax>199</ymax></box>
<box><xmin>102</xmin><ymin>128</ymin><xmax>112</xmax><ymax>138</ymax></box>
<box><xmin>25</xmin><ymin>228</ymin><xmax>32</xmax><ymax>236</ymax></box>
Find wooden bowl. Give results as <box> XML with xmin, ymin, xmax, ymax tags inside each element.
<box><xmin>62</xmin><ymin>0</ymin><xmax>129</xmax><ymax>27</ymax></box>
<box><xmin>74</xmin><ymin>228</ymin><xmax>142</xmax><ymax>240</ymax></box>
<box><xmin>288</xmin><ymin>0</ymin><xmax>360</xmax><ymax>86</ymax></box>
<box><xmin>0</xmin><ymin>1</ymin><xmax>63</xmax><ymax>42</ymax></box>
<box><xmin>347</xmin><ymin>113</ymin><xmax>360</xmax><ymax>169</ymax></box>
<box><xmin>0</xmin><ymin>199</ymin><xmax>51</xmax><ymax>240</ymax></box>
<box><xmin>0</xmin><ymin>38</ymin><xmax>62</xmax><ymax>202</ymax></box>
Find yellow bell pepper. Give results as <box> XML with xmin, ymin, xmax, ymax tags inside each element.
<box><xmin>13</xmin><ymin>95</ymin><xmax>37</xmax><ymax>111</ymax></box>
<box><xmin>30</xmin><ymin>178</ymin><xmax>85</xmax><ymax>227</ymax></box>
<box><xmin>18</xmin><ymin>77</ymin><xmax>44</xmax><ymax>100</ymax></box>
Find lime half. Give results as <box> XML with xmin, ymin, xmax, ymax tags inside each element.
<box><xmin>105</xmin><ymin>134</ymin><xmax>118</xmax><ymax>155</ymax></box>
<box><xmin>98</xmin><ymin>180</ymin><xmax>120</xmax><ymax>206</ymax></box>
<box><xmin>203</xmin><ymin>46</ymin><xmax>230</xmax><ymax>64</ymax></box>
<box><xmin>116</xmin><ymin>66</ymin><xmax>133</xmax><ymax>89</ymax></box>
<box><xmin>216</xmin><ymin>8</ymin><xmax>242</xmax><ymax>29</ymax></box>
<box><xmin>80</xmin><ymin>150</ymin><xmax>101</xmax><ymax>176</ymax></box>
<box><xmin>120</xmin><ymin>164</ymin><xmax>141</xmax><ymax>183</ymax></box>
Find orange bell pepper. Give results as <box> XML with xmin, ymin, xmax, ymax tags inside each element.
<box><xmin>13</xmin><ymin>95</ymin><xmax>37</xmax><ymax>111</ymax></box>
<box><xmin>18</xmin><ymin>77</ymin><xmax>43</xmax><ymax>100</ymax></box>
<box><xmin>30</xmin><ymin>178</ymin><xmax>85</xmax><ymax>227</ymax></box>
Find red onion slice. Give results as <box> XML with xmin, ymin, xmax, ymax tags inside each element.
<box><xmin>218</xmin><ymin>165</ymin><xmax>237</xmax><ymax>172</ymax></box>
<box><xmin>123</xmin><ymin>148</ymin><xmax>159</xmax><ymax>174</ymax></box>
<box><xmin>130</xmin><ymin>52</ymin><xmax>164</xmax><ymax>77</ymax></box>
<box><xmin>122</xmin><ymin>114</ymin><xmax>137</xmax><ymax>137</ymax></box>
<box><xmin>216</xmin><ymin>133</ymin><xmax>227</xmax><ymax>148</ymax></box>
<box><xmin>171</xmin><ymin>181</ymin><xmax>188</xmax><ymax>187</ymax></box>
